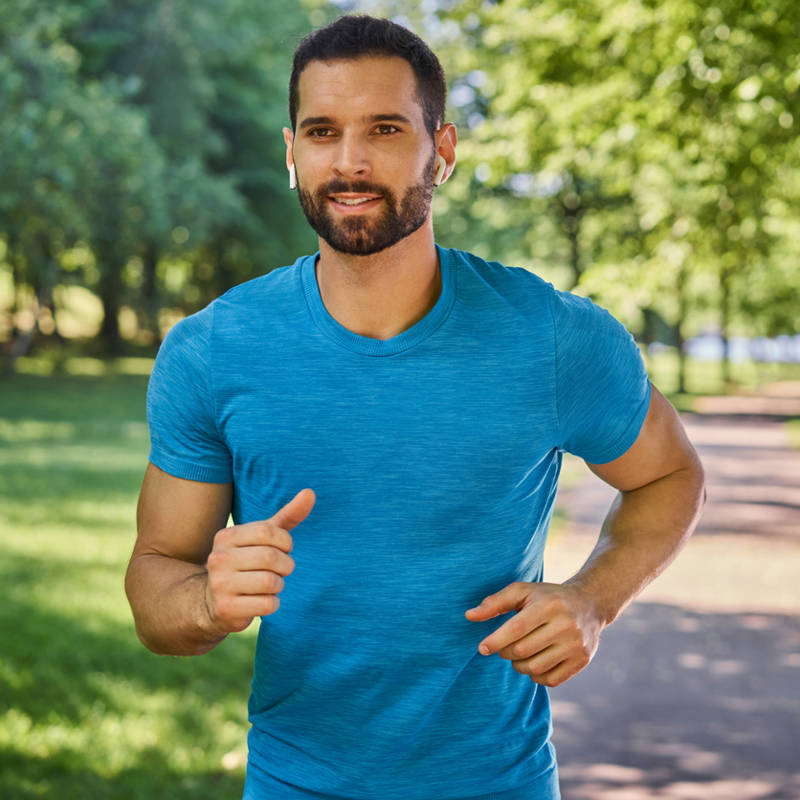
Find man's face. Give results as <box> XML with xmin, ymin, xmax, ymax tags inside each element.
<box><xmin>285</xmin><ymin>56</ymin><xmax>438</xmax><ymax>256</ymax></box>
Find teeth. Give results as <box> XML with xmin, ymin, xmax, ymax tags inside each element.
<box><xmin>335</xmin><ymin>197</ymin><xmax>373</xmax><ymax>205</ymax></box>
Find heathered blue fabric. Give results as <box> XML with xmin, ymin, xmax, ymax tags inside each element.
<box><xmin>146</xmin><ymin>245</ymin><xmax>651</xmax><ymax>800</ymax></box>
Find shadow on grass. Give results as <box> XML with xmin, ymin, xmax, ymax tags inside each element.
<box><xmin>0</xmin><ymin>462</ymin><xmax>147</xmax><ymax>531</ymax></box>
<box><xmin>2</xmin><ymin>554</ymin><xmax>257</xmax><ymax>723</ymax></box>
<box><xmin>0</xmin><ymin>373</ymin><xmax>150</xmax><ymax>423</ymax></box>
<box><xmin>1</xmin><ymin>550</ymin><xmax>257</xmax><ymax>799</ymax></box>
<box><xmin>551</xmin><ymin>602</ymin><xmax>800</xmax><ymax>799</ymax></box>
<box><xmin>0</xmin><ymin>747</ymin><xmax>244</xmax><ymax>800</ymax></box>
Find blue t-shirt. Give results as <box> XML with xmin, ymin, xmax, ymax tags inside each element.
<box><xmin>147</xmin><ymin>245</ymin><xmax>651</xmax><ymax>800</ymax></box>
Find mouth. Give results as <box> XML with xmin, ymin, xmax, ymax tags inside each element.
<box><xmin>328</xmin><ymin>193</ymin><xmax>383</xmax><ymax>213</ymax></box>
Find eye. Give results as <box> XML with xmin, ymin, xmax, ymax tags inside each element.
<box><xmin>307</xmin><ymin>127</ymin><xmax>335</xmax><ymax>139</ymax></box>
<box><xmin>374</xmin><ymin>124</ymin><xmax>400</xmax><ymax>135</ymax></box>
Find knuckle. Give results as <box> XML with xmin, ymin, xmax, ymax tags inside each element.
<box><xmin>213</xmin><ymin>527</ymin><xmax>232</xmax><ymax>546</ymax></box>
<box><xmin>206</xmin><ymin>550</ymin><xmax>223</xmax><ymax>571</ymax></box>
<box><xmin>215</xmin><ymin>597</ymin><xmax>233</xmax><ymax>620</ymax></box>
<box><xmin>545</xmin><ymin>597</ymin><xmax>566</xmax><ymax>616</ymax></box>
<box><xmin>207</xmin><ymin>569</ymin><xmax>226</xmax><ymax>594</ymax></box>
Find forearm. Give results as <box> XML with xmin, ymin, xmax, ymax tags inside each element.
<box><xmin>564</xmin><ymin>462</ymin><xmax>706</xmax><ymax>627</ymax></box>
<box><xmin>125</xmin><ymin>553</ymin><xmax>226</xmax><ymax>656</ymax></box>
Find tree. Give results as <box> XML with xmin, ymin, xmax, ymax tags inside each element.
<box><xmin>432</xmin><ymin>0</ymin><xmax>799</xmax><ymax>387</ymax></box>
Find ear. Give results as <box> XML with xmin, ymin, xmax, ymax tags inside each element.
<box><xmin>283</xmin><ymin>127</ymin><xmax>295</xmax><ymax>172</ymax></box>
<box><xmin>433</xmin><ymin>123</ymin><xmax>457</xmax><ymax>185</ymax></box>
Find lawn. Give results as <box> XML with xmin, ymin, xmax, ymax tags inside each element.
<box><xmin>0</xmin><ymin>361</ymin><xmax>255</xmax><ymax>799</ymax></box>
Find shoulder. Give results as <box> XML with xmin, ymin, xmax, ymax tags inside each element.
<box><xmin>447</xmin><ymin>247</ymin><xmax>553</xmax><ymax>294</ymax></box>
<box><xmin>162</xmin><ymin>255</ymin><xmax>310</xmax><ymax>349</ymax></box>
<box><xmin>444</xmin><ymin>246</ymin><xmax>555</xmax><ymax>321</ymax></box>
<box><xmin>444</xmin><ymin>247</ymin><xmax>628</xmax><ymax>338</ymax></box>
<box><xmin>215</xmin><ymin>258</ymin><xmax>305</xmax><ymax>311</ymax></box>
<box><xmin>547</xmin><ymin>286</ymin><xmax>631</xmax><ymax>341</ymax></box>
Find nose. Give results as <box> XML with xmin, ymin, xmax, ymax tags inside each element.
<box><xmin>330</xmin><ymin>132</ymin><xmax>371</xmax><ymax>180</ymax></box>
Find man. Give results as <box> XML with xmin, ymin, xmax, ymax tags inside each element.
<box><xmin>126</xmin><ymin>14</ymin><xmax>705</xmax><ymax>800</ymax></box>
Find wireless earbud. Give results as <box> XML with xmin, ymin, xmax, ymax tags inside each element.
<box><xmin>289</xmin><ymin>164</ymin><xmax>297</xmax><ymax>191</ymax></box>
<box><xmin>433</xmin><ymin>155</ymin><xmax>447</xmax><ymax>186</ymax></box>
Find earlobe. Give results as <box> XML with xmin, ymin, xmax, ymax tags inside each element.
<box><xmin>289</xmin><ymin>164</ymin><xmax>297</xmax><ymax>191</ymax></box>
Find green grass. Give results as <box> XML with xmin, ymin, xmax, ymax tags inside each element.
<box><xmin>0</xmin><ymin>364</ymin><xmax>255</xmax><ymax>799</ymax></box>
<box><xmin>788</xmin><ymin>419</ymin><xmax>800</xmax><ymax>452</ymax></box>
<box><xmin>643</xmin><ymin>349</ymin><xmax>800</xmax><ymax>399</ymax></box>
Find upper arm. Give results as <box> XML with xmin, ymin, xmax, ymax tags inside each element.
<box><xmin>586</xmin><ymin>383</ymin><xmax>703</xmax><ymax>492</ymax></box>
<box><xmin>133</xmin><ymin>462</ymin><xmax>233</xmax><ymax>565</ymax></box>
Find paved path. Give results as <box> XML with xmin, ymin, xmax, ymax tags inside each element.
<box><xmin>544</xmin><ymin>388</ymin><xmax>800</xmax><ymax>799</ymax></box>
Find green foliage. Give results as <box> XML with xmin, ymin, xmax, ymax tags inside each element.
<box><xmin>429</xmin><ymin>0</ymin><xmax>800</xmax><ymax>341</ymax></box>
<box><xmin>1</xmin><ymin>0</ymin><xmax>798</xmax><ymax>365</ymax></box>
<box><xmin>0</xmin><ymin>0</ymin><xmax>320</xmax><ymax>359</ymax></box>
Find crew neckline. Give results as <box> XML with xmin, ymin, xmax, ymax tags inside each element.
<box><xmin>300</xmin><ymin>244</ymin><xmax>457</xmax><ymax>357</ymax></box>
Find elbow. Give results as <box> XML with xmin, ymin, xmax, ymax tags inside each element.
<box><xmin>689</xmin><ymin>452</ymin><xmax>707</xmax><ymax>524</ymax></box>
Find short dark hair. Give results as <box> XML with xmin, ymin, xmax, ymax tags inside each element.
<box><xmin>289</xmin><ymin>15</ymin><xmax>446</xmax><ymax>138</ymax></box>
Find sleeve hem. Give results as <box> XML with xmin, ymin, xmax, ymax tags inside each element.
<box><xmin>149</xmin><ymin>451</ymin><xmax>233</xmax><ymax>484</ymax></box>
<box><xmin>581</xmin><ymin>380</ymin><xmax>652</xmax><ymax>465</ymax></box>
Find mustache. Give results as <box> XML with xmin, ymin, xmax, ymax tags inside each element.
<box><xmin>316</xmin><ymin>178</ymin><xmax>390</xmax><ymax>197</ymax></box>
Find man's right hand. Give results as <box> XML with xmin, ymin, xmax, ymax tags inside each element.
<box><xmin>203</xmin><ymin>488</ymin><xmax>316</xmax><ymax>635</ymax></box>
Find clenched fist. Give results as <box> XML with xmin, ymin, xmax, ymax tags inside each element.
<box><xmin>204</xmin><ymin>488</ymin><xmax>315</xmax><ymax>635</ymax></box>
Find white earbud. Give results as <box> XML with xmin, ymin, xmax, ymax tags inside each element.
<box><xmin>433</xmin><ymin>155</ymin><xmax>447</xmax><ymax>186</ymax></box>
<box><xmin>289</xmin><ymin>164</ymin><xmax>297</xmax><ymax>191</ymax></box>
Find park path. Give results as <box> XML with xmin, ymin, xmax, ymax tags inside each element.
<box><xmin>543</xmin><ymin>385</ymin><xmax>800</xmax><ymax>800</ymax></box>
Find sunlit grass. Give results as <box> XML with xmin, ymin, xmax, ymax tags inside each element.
<box><xmin>788</xmin><ymin>420</ymin><xmax>800</xmax><ymax>452</ymax></box>
<box><xmin>644</xmin><ymin>348</ymin><xmax>800</xmax><ymax>398</ymax></box>
<box><xmin>0</xmin><ymin>370</ymin><xmax>254</xmax><ymax>799</ymax></box>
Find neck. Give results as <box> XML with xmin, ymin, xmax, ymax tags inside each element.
<box><xmin>315</xmin><ymin>221</ymin><xmax>440</xmax><ymax>340</ymax></box>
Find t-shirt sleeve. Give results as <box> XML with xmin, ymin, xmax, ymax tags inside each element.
<box><xmin>549</xmin><ymin>288</ymin><xmax>651</xmax><ymax>464</ymax></box>
<box><xmin>146</xmin><ymin>305</ymin><xmax>233</xmax><ymax>483</ymax></box>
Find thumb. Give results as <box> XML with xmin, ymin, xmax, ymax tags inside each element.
<box><xmin>270</xmin><ymin>488</ymin><xmax>316</xmax><ymax>530</ymax></box>
<box><xmin>465</xmin><ymin>582</ymin><xmax>531</xmax><ymax>620</ymax></box>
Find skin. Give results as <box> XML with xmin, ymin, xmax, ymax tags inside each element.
<box><xmin>126</xmin><ymin>55</ymin><xmax>706</xmax><ymax>683</ymax></box>
<box><xmin>283</xmin><ymin>56</ymin><xmax>457</xmax><ymax>340</ymax></box>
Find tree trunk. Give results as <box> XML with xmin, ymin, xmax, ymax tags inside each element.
<box><xmin>559</xmin><ymin>197</ymin><xmax>585</xmax><ymax>291</ymax></box>
<box><xmin>719</xmin><ymin>263</ymin><xmax>733</xmax><ymax>386</ymax></box>
<box><xmin>7</xmin><ymin>235</ymin><xmax>22</xmax><ymax>340</ymax></box>
<box><xmin>676</xmin><ymin>264</ymin><xmax>688</xmax><ymax>394</ymax></box>
<box><xmin>97</xmin><ymin>250</ymin><xmax>124</xmax><ymax>356</ymax></box>
<box><xmin>141</xmin><ymin>241</ymin><xmax>162</xmax><ymax>345</ymax></box>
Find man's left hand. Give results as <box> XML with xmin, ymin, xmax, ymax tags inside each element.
<box><xmin>465</xmin><ymin>581</ymin><xmax>603</xmax><ymax>687</ymax></box>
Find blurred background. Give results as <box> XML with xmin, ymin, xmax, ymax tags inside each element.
<box><xmin>1</xmin><ymin>0</ymin><xmax>798</xmax><ymax>798</ymax></box>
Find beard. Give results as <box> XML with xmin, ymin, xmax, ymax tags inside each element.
<box><xmin>295</xmin><ymin>152</ymin><xmax>436</xmax><ymax>256</ymax></box>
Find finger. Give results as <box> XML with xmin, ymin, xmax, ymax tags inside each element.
<box><xmin>495</xmin><ymin>624</ymin><xmax>553</xmax><ymax>661</ymax></box>
<box><xmin>231</xmin><ymin>571</ymin><xmax>285</xmax><ymax>596</ymax></box>
<box><xmin>217</xmin><ymin>522</ymin><xmax>293</xmax><ymax>553</ymax></box>
<box><xmin>511</xmin><ymin>643</ymin><xmax>565</xmax><ymax>676</ymax></box>
<box><xmin>476</xmin><ymin>608</ymin><xmax>541</xmax><ymax>656</ymax></box>
<box><xmin>526</xmin><ymin>658</ymin><xmax>577</xmax><ymax>688</ymax></box>
<box><xmin>223</xmin><ymin>593</ymin><xmax>281</xmax><ymax>621</ymax></box>
<box><xmin>227</xmin><ymin>545</ymin><xmax>296</xmax><ymax>575</ymax></box>
<box><xmin>465</xmin><ymin>581</ymin><xmax>533</xmax><ymax>621</ymax></box>
<box><xmin>270</xmin><ymin>488</ymin><xmax>316</xmax><ymax>531</ymax></box>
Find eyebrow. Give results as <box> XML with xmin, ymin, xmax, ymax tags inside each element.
<box><xmin>298</xmin><ymin>113</ymin><xmax>414</xmax><ymax>130</ymax></box>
